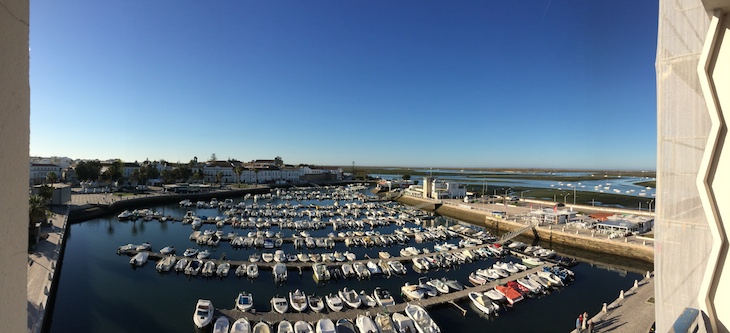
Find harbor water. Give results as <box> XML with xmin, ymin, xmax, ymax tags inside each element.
<box><xmin>47</xmin><ymin>186</ymin><xmax>650</xmax><ymax>333</ymax></box>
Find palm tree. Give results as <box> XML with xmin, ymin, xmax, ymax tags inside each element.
<box><xmin>215</xmin><ymin>172</ymin><xmax>223</xmax><ymax>185</ymax></box>
<box><xmin>46</xmin><ymin>171</ymin><xmax>58</xmax><ymax>184</ymax></box>
<box><xmin>234</xmin><ymin>165</ymin><xmax>243</xmax><ymax>185</ymax></box>
<box><xmin>29</xmin><ymin>195</ymin><xmax>50</xmax><ymax>247</ymax></box>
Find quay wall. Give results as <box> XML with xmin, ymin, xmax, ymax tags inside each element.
<box><xmin>395</xmin><ymin>196</ymin><xmax>654</xmax><ymax>264</ymax></box>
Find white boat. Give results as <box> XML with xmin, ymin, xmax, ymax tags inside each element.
<box><xmin>274</xmin><ymin>250</ymin><xmax>286</xmax><ymax>263</ymax></box>
<box><xmin>417</xmin><ymin>277</ymin><xmax>438</xmax><ymax>297</ymax></box>
<box><xmin>325</xmin><ymin>293</ymin><xmax>344</xmax><ymax>312</ymax></box>
<box><xmin>468</xmin><ymin>292</ymin><xmax>499</xmax><ymax>316</ymax></box>
<box><xmin>469</xmin><ymin>272</ymin><xmax>487</xmax><ymax>285</ymax></box>
<box><xmin>401</xmin><ymin>283</ymin><xmax>425</xmax><ymax>300</ymax></box>
<box><xmin>522</xmin><ymin>256</ymin><xmax>544</xmax><ymax>267</ymax></box>
<box><xmin>185</xmin><ymin>259</ymin><xmax>203</xmax><ymax>275</ymax></box>
<box><xmin>277</xmin><ymin>320</ymin><xmax>293</xmax><ymax>333</ymax></box>
<box><xmin>236</xmin><ymin>264</ymin><xmax>247</xmax><ymax>277</ymax></box>
<box><xmin>253</xmin><ymin>321</ymin><xmax>272</xmax><ymax>333</ymax></box>
<box><xmin>235</xmin><ymin>291</ymin><xmax>254</xmax><ymax>312</ymax></box>
<box><xmin>192</xmin><ymin>299</ymin><xmax>214</xmax><ymax>328</ymax></box>
<box><xmin>202</xmin><ymin>260</ymin><xmax>216</xmax><ymax>277</ymax></box>
<box><xmin>308</xmin><ymin>294</ymin><xmax>325</xmax><ymax>312</ymax></box>
<box><xmin>336</xmin><ymin>319</ymin><xmax>356</xmax><ymax>333</ymax></box>
<box><xmin>313</xmin><ymin>263</ymin><xmax>331</xmax><ymax>282</ymax></box>
<box><xmin>155</xmin><ymin>255</ymin><xmax>176</xmax><ymax>272</ymax></box>
<box><xmin>339</xmin><ymin>287</ymin><xmax>362</xmax><ymax>309</ymax></box>
<box><xmin>271</xmin><ymin>295</ymin><xmax>288</xmax><ymax>314</ymax></box>
<box><xmin>289</xmin><ymin>289</ymin><xmax>308</xmax><ymax>312</ymax></box>
<box><xmin>116</xmin><ymin>243</ymin><xmax>135</xmax><ymax>254</ymax></box>
<box><xmin>316</xmin><ymin>318</ymin><xmax>336</xmax><ymax>333</ymax></box>
<box><xmin>197</xmin><ymin>249</ymin><xmax>211</xmax><ymax>259</ymax></box>
<box><xmin>341</xmin><ymin>263</ymin><xmax>355</xmax><ymax>278</ymax></box>
<box><xmin>441</xmin><ymin>278</ymin><xmax>464</xmax><ymax>291</ymax></box>
<box><xmin>129</xmin><ymin>251</ymin><xmax>149</xmax><ymax>266</ymax></box>
<box><xmin>294</xmin><ymin>321</ymin><xmax>314</xmax><ymax>333</ymax></box>
<box><xmin>262</xmin><ymin>252</ymin><xmax>274</xmax><ymax>263</ymax></box>
<box><xmin>484</xmin><ymin>289</ymin><xmax>506</xmax><ymax>303</ymax></box>
<box><xmin>217</xmin><ymin>261</ymin><xmax>231</xmax><ymax>277</ymax></box>
<box><xmin>388</xmin><ymin>261</ymin><xmax>407</xmax><ymax>275</ymax></box>
<box><xmin>249</xmin><ymin>253</ymin><xmax>261</xmax><ymax>262</ymax></box>
<box><xmin>375</xmin><ymin>313</ymin><xmax>396</xmax><ymax>333</ymax></box>
<box><xmin>356</xmin><ymin>315</ymin><xmax>379</xmax><ymax>333</ymax></box>
<box><xmin>405</xmin><ymin>304</ymin><xmax>440</xmax><ymax>333</ymax></box>
<box><xmin>367</xmin><ymin>261</ymin><xmax>382</xmax><ymax>274</ymax></box>
<box><xmin>159</xmin><ymin>246</ymin><xmax>175</xmax><ymax>255</ymax></box>
<box><xmin>392</xmin><ymin>313</ymin><xmax>416</xmax><ymax>333</ymax></box>
<box><xmin>426</xmin><ymin>279</ymin><xmax>449</xmax><ymax>294</ymax></box>
<box><xmin>374</xmin><ymin>287</ymin><xmax>396</xmax><ymax>307</ymax></box>
<box><xmin>273</xmin><ymin>263</ymin><xmax>287</xmax><ymax>283</ymax></box>
<box><xmin>359</xmin><ymin>290</ymin><xmax>377</xmax><ymax>307</ymax></box>
<box><xmin>230</xmin><ymin>318</ymin><xmax>251</xmax><ymax>333</ymax></box>
<box><xmin>247</xmin><ymin>264</ymin><xmax>259</xmax><ymax>278</ymax></box>
<box><xmin>379</xmin><ymin>251</ymin><xmax>391</xmax><ymax>259</ymax></box>
<box><xmin>213</xmin><ymin>316</ymin><xmax>230</xmax><ymax>333</ymax></box>
<box><xmin>537</xmin><ymin>270</ymin><xmax>564</xmax><ymax>286</ymax></box>
<box><xmin>353</xmin><ymin>262</ymin><xmax>371</xmax><ymax>279</ymax></box>
<box><xmin>174</xmin><ymin>258</ymin><xmax>188</xmax><ymax>272</ymax></box>
<box><xmin>527</xmin><ymin>273</ymin><xmax>551</xmax><ymax>289</ymax></box>
<box><xmin>183</xmin><ymin>248</ymin><xmax>199</xmax><ymax>257</ymax></box>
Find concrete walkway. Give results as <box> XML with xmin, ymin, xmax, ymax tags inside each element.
<box><xmin>569</xmin><ymin>272</ymin><xmax>655</xmax><ymax>333</ymax></box>
<box><xmin>27</xmin><ymin>207</ymin><xmax>68</xmax><ymax>333</ymax></box>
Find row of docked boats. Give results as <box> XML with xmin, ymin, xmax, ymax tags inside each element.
<box><xmin>312</xmin><ymin>260</ymin><xmax>407</xmax><ymax>282</ymax></box>
<box><xmin>400</xmin><ymin>277</ymin><xmax>463</xmax><ymax>300</ymax></box>
<box><xmin>265</xmin><ymin>286</ymin><xmax>393</xmax><ymax>314</ymax></box>
<box><xmin>195</xmin><ymin>297</ymin><xmax>439</xmax><ymax>333</ymax></box>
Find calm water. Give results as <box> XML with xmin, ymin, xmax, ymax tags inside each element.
<box><xmin>47</xmin><ymin>189</ymin><xmax>649</xmax><ymax>333</ymax></box>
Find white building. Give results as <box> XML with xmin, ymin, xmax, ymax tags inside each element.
<box><xmin>529</xmin><ymin>208</ymin><xmax>577</xmax><ymax>225</ymax></box>
<box><xmin>29</xmin><ymin>163</ymin><xmax>62</xmax><ymax>186</ymax></box>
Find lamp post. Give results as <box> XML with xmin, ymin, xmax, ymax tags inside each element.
<box><xmin>565</xmin><ymin>193</ymin><xmax>571</xmax><ymax>204</ymax></box>
<box><xmin>648</xmin><ymin>199</ymin><xmax>654</xmax><ymax>212</ymax></box>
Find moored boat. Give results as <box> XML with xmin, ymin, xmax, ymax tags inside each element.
<box><xmin>325</xmin><ymin>293</ymin><xmax>344</xmax><ymax>312</ymax></box>
<box><xmin>273</xmin><ymin>263</ymin><xmax>287</xmax><ymax>283</ymax></box>
<box><xmin>289</xmin><ymin>289</ymin><xmax>308</xmax><ymax>312</ymax></box>
<box><xmin>230</xmin><ymin>318</ymin><xmax>251</xmax><ymax>333</ymax></box>
<box><xmin>335</xmin><ymin>319</ymin><xmax>356</xmax><ymax>333</ymax></box>
<box><xmin>375</xmin><ymin>313</ymin><xmax>396</xmax><ymax>333</ymax></box>
<box><xmin>316</xmin><ymin>318</ymin><xmax>336</xmax><ymax>333</ymax></box>
<box><xmin>192</xmin><ymin>299</ymin><xmax>214</xmax><ymax>328</ymax></box>
<box><xmin>212</xmin><ymin>316</ymin><xmax>230</xmax><ymax>333</ymax></box>
<box><xmin>405</xmin><ymin>304</ymin><xmax>440</xmax><ymax>333</ymax></box>
<box><xmin>338</xmin><ymin>287</ymin><xmax>362</xmax><ymax>309</ymax></box>
<box><xmin>294</xmin><ymin>321</ymin><xmax>314</xmax><ymax>333</ymax></box>
<box><xmin>308</xmin><ymin>294</ymin><xmax>325</xmax><ymax>313</ymax></box>
<box><xmin>277</xmin><ymin>320</ymin><xmax>293</xmax><ymax>333</ymax></box>
<box><xmin>253</xmin><ymin>321</ymin><xmax>272</xmax><ymax>333</ymax></box>
<box><xmin>374</xmin><ymin>287</ymin><xmax>396</xmax><ymax>307</ymax></box>
<box><xmin>355</xmin><ymin>315</ymin><xmax>379</xmax><ymax>333</ymax></box>
<box><xmin>236</xmin><ymin>291</ymin><xmax>254</xmax><ymax>312</ymax></box>
<box><xmin>392</xmin><ymin>312</ymin><xmax>416</xmax><ymax>333</ymax></box>
<box><xmin>468</xmin><ymin>291</ymin><xmax>500</xmax><ymax>316</ymax></box>
<box><xmin>270</xmin><ymin>295</ymin><xmax>288</xmax><ymax>314</ymax></box>
<box><xmin>494</xmin><ymin>285</ymin><xmax>524</xmax><ymax>305</ymax></box>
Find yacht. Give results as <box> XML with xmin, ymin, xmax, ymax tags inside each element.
<box><xmin>192</xmin><ymin>299</ymin><xmax>214</xmax><ymax>328</ymax></box>
<box><xmin>235</xmin><ymin>291</ymin><xmax>254</xmax><ymax>312</ymax></box>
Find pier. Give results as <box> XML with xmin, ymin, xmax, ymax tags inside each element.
<box><xmin>216</xmin><ymin>264</ymin><xmax>549</xmax><ymax>324</ymax></box>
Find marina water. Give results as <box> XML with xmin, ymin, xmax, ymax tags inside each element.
<box><xmin>47</xmin><ymin>187</ymin><xmax>650</xmax><ymax>332</ymax></box>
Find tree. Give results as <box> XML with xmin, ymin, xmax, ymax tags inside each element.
<box><xmin>29</xmin><ymin>195</ymin><xmax>51</xmax><ymax>246</ymax></box>
<box><xmin>109</xmin><ymin>159</ymin><xmax>124</xmax><ymax>182</ymax></box>
<box><xmin>37</xmin><ymin>184</ymin><xmax>54</xmax><ymax>202</ymax></box>
<box><xmin>402</xmin><ymin>174</ymin><xmax>411</xmax><ymax>181</ymax></box>
<box><xmin>75</xmin><ymin>160</ymin><xmax>102</xmax><ymax>181</ymax></box>
<box><xmin>274</xmin><ymin>156</ymin><xmax>283</xmax><ymax>167</ymax></box>
<box><xmin>46</xmin><ymin>171</ymin><xmax>58</xmax><ymax>184</ymax></box>
<box><xmin>234</xmin><ymin>165</ymin><xmax>243</xmax><ymax>184</ymax></box>
<box><xmin>215</xmin><ymin>172</ymin><xmax>223</xmax><ymax>185</ymax></box>
<box><xmin>210</xmin><ymin>153</ymin><xmax>217</xmax><ymax>161</ymax></box>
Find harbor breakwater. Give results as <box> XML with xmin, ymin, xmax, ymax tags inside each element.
<box><xmin>395</xmin><ymin>195</ymin><xmax>654</xmax><ymax>264</ymax></box>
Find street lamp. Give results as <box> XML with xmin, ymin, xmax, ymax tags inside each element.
<box><xmin>648</xmin><ymin>199</ymin><xmax>654</xmax><ymax>212</ymax></box>
<box><xmin>565</xmin><ymin>193</ymin><xmax>571</xmax><ymax>204</ymax></box>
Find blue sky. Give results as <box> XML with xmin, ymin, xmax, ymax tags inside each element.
<box><xmin>30</xmin><ymin>0</ymin><xmax>658</xmax><ymax>170</ymax></box>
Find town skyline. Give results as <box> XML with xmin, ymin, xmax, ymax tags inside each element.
<box><xmin>30</xmin><ymin>1</ymin><xmax>658</xmax><ymax>170</ymax></box>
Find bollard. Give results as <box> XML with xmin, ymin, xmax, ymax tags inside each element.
<box><xmin>643</xmin><ymin>240</ymin><xmax>646</xmax><ymax>246</ymax></box>
<box><xmin>602</xmin><ymin>303</ymin><xmax>607</xmax><ymax>313</ymax></box>
<box><xmin>576</xmin><ymin>230</ymin><xmax>579</xmax><ymax>235</ymax></box>
<box><xmin>646</xmin><ymin>271</ymin><xmax>651</xmax><ymax>278</ymax></box>
<box><xmin>44</xmin><ymin>285</ymin><xmax>49</xmax><ymax>295</ymax></box>
<box><xmin>48</xmin><ymin>272</ymin><xmax>53</xmax><ymax>280</ymax></box>
<box><xmin>625</xmin><ymin>237</ymin><xmax>628</xmax><ymax>243</ymax></box>
<box><xmin>634</xmin><ymin>280</ymin><xmax>639</xmax><ymax>289</ymax></box>
<box><xmin>562</xmin><ymin>227</ymin><xmax>565</xmax><ymax>232</ymax></box>
<box><xmin>619</xmin><ymin>290</ymin><xmax>624</xmax><ymax>299</ymax></box>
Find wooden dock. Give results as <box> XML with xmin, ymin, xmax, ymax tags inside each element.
<box><xmin>216</xmin><ymin>263</ymin><xmax>549</xmax><ymax>324</ymax></box>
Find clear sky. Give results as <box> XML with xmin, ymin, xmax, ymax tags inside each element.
<box><xmin>30</xmin><ymin>0</ymin><xmax>658</xmax><ymax>170</ymax></box>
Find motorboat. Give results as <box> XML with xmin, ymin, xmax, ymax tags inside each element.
<box><xmin>118</xmin><ymin>210</ymin><xmax>133</xmax><ymax>220</ymax></box>
<box><xmin>274</xmin><ymin>250</ymin><xmax>286</xmax><ymax>263</ymax></box>
<box><xmin>129</xmin><ymin>251</ymin><xmax>149</xmax><ymax>266</ymax></box>
<box><xmin>341</xmin><ymin>263</ymin><xmax>355</xmax><ymax>278</ymax></box>
<box><xmin>392</xmin><ymin>313</ymin><xmax>417</xmax><ymax>333</ymax></box>
<box><xmin>297</xmin><ymin>253</ymin><xmax>309</xmax><ymax>262</ymax></box>
<box><xmin>249</xmin><ymin>253</ymin><xmax>261</xmax><ymax>262</ymax></box>
<box><xmin>273</xmin><ymin>263</ymin><xmax>287</xmax><ymax>283</ymax></box>
<box><xmin>253</xmin><ymin>321</ymin><xmax>272</xmax><ymax>333</ymax></box>
<box><xmin>494</xmin><ymin>261</ymin><xmax>519</xmax><ymax>273</ymax></box>
<box><xmin>202</xmin><ymin>260</ymin><xmax>216</xmax><ymax>277</ymax></box>
<box><xmin>417</xmin><ymin>277</ymin><xmax>438</xmax><ymax>297</ymax></box>
<box><xmin>494</xmin><ymin>285</ymin><xmax>524</xmax><ymax>305</ymax></box>
<box><xmin>379</xmin><ymin>251</ymin><xmax>391</xmax><ymax>259</ymax></box>
<box><xmin>197</xmin><ymin>249</ymin><xmax>211</xmax><ymax>259</ymax></box>
<box><xmin>338</xmin><ymin>287</ymin><xmax>362</xmax><ymax>309</ymax></box>
<box><xmin>353</xmin><ymin>262</ymin><xmax>371</xmax><ymax>279</ymax></box>
<box><xmin>230</xmin><ymin>318</ymin><xmax>251</xmax><ymax>333</ymax></box>
<box><xmin>289</xmin><ymin>289</ymin><xmax>308</xmax><ymax>312</ymax></box>
<box><xmin>517</xmin><ymin>277</ymin><xmax>543</xmax><ymax>293</ymax></box>
<box><xmin>335</xmin><ymin>319</ymin><xmax>356</xmax><ymax>333</ymax></box>
<box><xmin>522</xmin><ymin>256</ymin><xmax>544</xmax><ymax>267</ymax></box>
<box><xmin>159</xmin><ymin>246</ymin><xmax>175</xmax><ymax>255</ymax></box>
<box><xmin>489</xmin><ymin>267</ymin><xmax>510</xmax><ymax>278</ymax></box>
<box><xmin>374</xmin><ymin>287</ymin><xmax>396</xmax><ymax>307</ymax></box>
<box><xmin>155</xmin><ymin>255</ymin><xmax>176</xmax><ymax>272</ymax></box>
<box><xmin>213</xmin><ymin>316</ymin><xmax>230</xmax><ymax>333</ymax></box>
<box><xmin>316</xmin><ymin>318</ymin><xmax>336</xmax><ymax>333</ymax></box>
<box><xmin>378</xmin><ymin>260</ymin><xmax>392</xmax><ymax>276</ymax></box>
<box><xmin>375</xmin><ymin>313</ymin><xmax>396</xmax><ymax>333</ymax></box>
<box><xmin>441</xmin><ymin>278</ymin><xmax>464</xmax><ymax>291</ymax></box>
<box><xmin>468</xmin><ymin>272</ymin><xmax>487</xmax><ymax>286</ymax></box>
<box><xmin>313</xmin><ymin>263</ymin><xmax>331</xmax><ymax>282</ymax></box>
<box><xmin>527</xmin><ymin>273</ymin><xmax>552</xmax><ymax>289</ymax></box>
<box><xmin>355</xmin><ymin>315</ymin><xmax>379</xmax><ymax>333</ymax></box>
<box><xmin>359</xmin><ymin>290</ymin><xmax>377</xmax><ymax>307</ymax></box>
<box><xmin>405</xmin><ymin>304</ymin><xmax>440</xmax><ymax>333</ymax></box>
<box><xmin>484</xmin><ymin>289</ymin><xmax>506</xmax><ymax>303</ymax></box>
<box><xmin>388</xmin><ymin>261</ymin><xmax>407</xmax><ymax>275</ymax></box>
<box><xmin>262</xmin><ymin>252</ymin><xmax>274</xmax><ymax>263</ymax></box>
<box><xmin>426</xmin><ymin>278</ymin><xmax>449</xmax><ymax>294</ymax></box>
<box><xmin>183</xmin><ymin>248</ymin><xmax>199</xmax><ymax>257</ymax></box>
<box><xmin>537</xmin><ymin>270</ymin><xmax>564</xmax><ymax>286</ymax></box>
<box><xmin>270</xmin><ymin>295</ymin><xmax>288</xmax><ymax>314</ymax></box>
<box><xmin>507</xmin><ymin>281</ymin><xmax>530</xmax><ymax>295</ymax></box>
<box><xmin>174</xmin><ymin>258</ymin><xmax>188</xmax><ymax>272</ymax></box>
<box><xmin>236</xmin><ymin>291</ymin><xmax>254</xmax><ymax>312</ymax></box>
<box><xmin>513</xmin><ymin>262</ymin><xmax>528</xmax><ymax>271</ymax></box>
<box><xmin>469</xmin><ymin>292</ymin><xmax>500</xmax><ymax>316</ymax></box>
<box><xmin>116</xmin><ymin>243</ymin><xmax>135</xmax><ymax>254</ymax></box>
<box><xmin>217</xmin><ymin>261</ymin><xmax>231</xmax><ymax>277</ymax></box>
<box><xmin>192</xmin><ymin>299</ymin><xmax>214</xmax><ymax>328</ymax></box>
<box><xmin>401</xmin><ymin>283</ymin><xmax>425</xmax><ymax>300</ymax></box>
<box><xmin>277</xmin><ymin>320</ymin><xmax>293</xmax><ymax>333</ymax></box>
<box><xmin>185</xmin><ymin>259</ymin><xmax>203</xmax><ymax>275</ymax></box>
<box><xmin>475</xmin><ymin>269</ymin><xmax>500</xmax><ymax>281</ymax></box>
<box><xmin>236</xmin><ymin>264</ymin><xmax>247</xmax><ymax>277</ymax></box>
<box><xmin>366</xmin><ymin>261</ymin><xmax>382</xmax><ymax>275</ymax></box>
<box><xmin>411</xmin><ymin>258</ymin><xmax>429</xmax><ymax>271</ymax></box>
<box><xmin>325</xmin><ymin>293</ymin><xmax>344</xmax><ymax>312</ymax></box>
<box><xmin>294</xmin><ymin>321</ymin><xmax>314</xmax><ymax>333</ymax></box>
<box><xmin>308</xmin><ymin>294</ymin><xmax>325</xmax><ymax>313</ymax></box>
